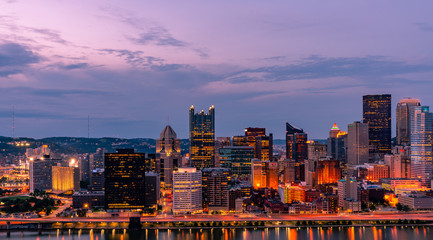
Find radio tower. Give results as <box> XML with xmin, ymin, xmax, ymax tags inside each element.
<box><xmin>87</xmin><ymin>115</ymin><xmax>90</xmax><ymax>138</ymax></box>
<box><xmin>12</xmin><ymin>105</ymin><xmax>15</xmax><ymax>139</ymax></box>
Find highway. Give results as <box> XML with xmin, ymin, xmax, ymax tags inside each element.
<box><xmin>1</xmin><ymin>212</ymin><xmax>433</xmax><ymax>224</ymax></box>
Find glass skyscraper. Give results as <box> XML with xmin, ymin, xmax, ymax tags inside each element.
<box><xmin>410</xmin><ymin>106</ymin><xmax>433</xmax><ymax>188</ymax></box>
<box><xmin>219</xmin><ymin>146</ymin><xmax>254</xmax><ymax>180</ymax></box>
<box><xmin>363</xmin><ymin>94</ymin><xmax>392</xmax><ymax>155</ymax></box>
<box><xmin>189</xmin><ymin>105</ymin><xmax>215</xmax><ymax>169</ymax></box>
<box><xmin>396</xmin><ymin>98</ymin><xmax>420</xmax><ymax>146</ymax></box>
<box><xmin>104</xmin><ymin>149</ymin><xmax>146</xmax><ymax>210</ymax></box>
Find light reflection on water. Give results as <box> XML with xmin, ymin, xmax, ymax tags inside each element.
<box><xmin>1</xmin><ymin>226</ymin><xmax>432</xmax><ymax>240</ymax></box>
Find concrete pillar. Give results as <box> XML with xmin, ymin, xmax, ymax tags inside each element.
<box><xmin>38</xmin><ymin>223</ymin><xmax>42</xmax><ymax>235</ymax></box>
<box><xmin>6</xmin><ymin>221</ymin><xmax>10</xmax><ymax>237</ymax></box>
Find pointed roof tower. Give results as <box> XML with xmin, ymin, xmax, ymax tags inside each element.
<box><xmin>160</xmin><ymin>125</ymin><xmax>177</xmax><ymax>139</ymax></box>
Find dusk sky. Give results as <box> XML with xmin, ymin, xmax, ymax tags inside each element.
<box><xmin>1</xmin><ymin>1</ymin><xmax>433</xmax><ymax>139</ymax></box>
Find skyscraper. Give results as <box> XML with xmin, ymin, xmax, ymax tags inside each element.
<box><xmin>104</xmin><ymin>149</ymin><xmax>146</xmax><ymax>210</ymax></box>
<box><xmin>410</xmin><ymin>106</ymin><xmax>433</xmax><ymax>188</ymax></box>
<box><xmin>156</xmin><ymin>125</ymin><xmax>181</xmax><ymax>189</ymax></box>
<box><xmin>327</xmin><ymin>123</ymin><xmax>347</xmax><ymax>162</ymax></box>
<box><xmin>396</xmin><ymin>98</ymin><xmax>421</xmax><ymax>146</ymax></box>
<box><xmin>285</xmin><ymin>122</ymin><xmax>307</xmax><ymax>162</ymax></box>
<box><xmin>173</xmin><ymin>168</ymin><xmax>202</xmax><ymax>214</ymax></box>
<box><xmin>202</xmin><ymin>168</ymin><xmax>230</xmax><ymax>211</ymax></box>
<box><xmin>219</xmin><ymin>146</ymin><xmax>254</xmax><ymax>180</ymax></box>
<box><xmin>189</xmin><ymin>105</ymin><xmax>215</xmax><ymax>169</ymax></box>
<box><xmin>29</xmin><ymin>155</ymin><xmax>62</xmax><ymax>193</ymax></box>
<box><xmin>347</xmin><ymin>121</ymin><xmax>369</xmax><ymax>166</ymax></box>
<box><xmin>363</xmin><ymin>94</ymin><xmax>392</xmax><ymax>155</ymax></box>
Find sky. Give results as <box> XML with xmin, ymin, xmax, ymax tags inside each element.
<box><xmin>1</xmin><ymin>1</ymin><xmax>433</xmax><ymax>139</ymax></box>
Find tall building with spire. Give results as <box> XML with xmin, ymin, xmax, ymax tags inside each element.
<box><xmin>189</xmin><ymin>105</ymin><xmax>215</xmax><ymax>169</ymax></box>
<box><xmin>410</xmin><ymin>106</ymin><xmax>433</xmax><ymax>188</ymax></box>
<box><xmin>396</xmin><ymin>98</ymin><xmax>421</xmax><ymax>146</ymax></box>
<box><xmin>156</xmin><ymin>125</ymin><xmax>181</xmax><ymax>189</ymax></box>
<box><xmin>363</xmin><ymin>94</ymin><xmax>392</xmax><ymax>156</ymax></box>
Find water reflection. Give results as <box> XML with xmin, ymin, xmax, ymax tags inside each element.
<box><xmin>1</xmin><ymin>226</ymin><xmax>433</xmax><ymax>240</ymax></box>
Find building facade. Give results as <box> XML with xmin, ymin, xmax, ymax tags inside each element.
<box><xmin>396</xmin><ymin>98</ymin><xmax>421</xmax><ymax>146</ymax></box>
<box><xmin>202</xmin><ymin>168</ymin><xmax>230</xmax><ymax>211</ymax></box>
<box><xmin>219</xmin><ymin>146</ymin><xmax>254</xmax><ymax>180</ymax></box>
<box><xmin>189</xmin><ymin>105</ymin><xmax>215</xmax><ymax>169</ymax></box>
<box><xmin>363</xmin><ymin>94</ymin><xmax>392</xmax><ymax>156</ymax></box>
<box><xmin>410</xmin><ymin>106</ymin><xmax>433</xmax><ymax>187</ymax></box>
<box><xmin>347</xmin><ymin>121</ymin><xmax>369</xmax><ymax>166</ymax></box>
<box><xmin>104</xmin><ymin>149</ymin><xmax>146</xmax><ymax>210</ymax></box>
<box><xmin>173</xmin><ymin>168</ymin><xmax>202</xmax><ymax>214</ymax></box>
<box><xmin>156</xmin><ymin>125</ymin><xmax>181</xmax><ymax>189</ymax></box>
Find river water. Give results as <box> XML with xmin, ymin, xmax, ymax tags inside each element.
<box><xmin>1</xmin><ymin>226</ymin><xmax>432</xmax><ymax>239</ymax></box>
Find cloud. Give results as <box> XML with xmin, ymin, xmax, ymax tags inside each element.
<box><xmin>0</xmin><ymin>87</ymin><xmax>111</xmax><ymax>98</ymax></box>
<box><xmin>414</xmin><ymin>22</ymin><xmax>433</xmax><ymax>33</ymax></box>
<box><xmin>57</xmin><ymin>62</ymin><xmax>90</xmax><ymax>70</ymax></box>
<box><xmin>0</xmin><ymin>42</ymin><xmax>41</xmax><ymax>76</ymax></box>
<box><xmin>132</xmin><ymin>27</ymin><xmax>187</xmax><ymax>47</ymax></box>
<box><xmin>28</xmin><ymin>28</ymin><xmax>69</xmax><ymax>44</ymax></box>
<box><xmin>226</xmin><ymin>55</ymin><xmax>433</xmax><ymax>83</ymax></box>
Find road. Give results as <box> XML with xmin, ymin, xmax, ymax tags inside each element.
<box><xmin>1</xmin><ymin>212</ymin><xmax>433</xmax><ymax>224</ymax></box>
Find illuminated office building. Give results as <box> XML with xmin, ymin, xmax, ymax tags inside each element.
<box><xmin>144</xmin><ymin>172</ymin><xmax>160</xmax><ymax>207</ymax></box>
<box><xmin>89</xmin><ymin>168</ymin><xmax>104</xmax><ymax>191</ymax></box>
<box><xmin>173</xmin><ymin>168</ymin><xmax>202</xmax><ymax>214</ymax></box>
<box><xmin>156</xmin><ymin>125</ymin><xmax>181</xmax><ymax>189</ymax></box>
<box><xmin>396</xmin><ymin>98</ymin><xmax>421</xmax><ymax>146</ymax></box>
<box><xmin>233</xmin><ymin>128</ymin><xmax>273</xmax><ymax>161</ymax></box>
<box><xmin>285</xmin><ymin>122</ymin><xmax>307</xmax><ymax>162</ymax></box>
<box><xmin>308</xmin><ymin>141</ymin><xmax>327</xmax><ymax>161</ymax></box>
<box><xmin>252</xmin><ymin>159</ymin><xmax>266</xmax><ymax>189</ymax></box>
<box><xmin>189</xmin><ymin>105</ymin><xmax>215</xmax><ymax>169</ymax></box>
<box><xmin>219</xmin><ymin>146</ymin><xmax>254</xmax><ymax>180</ymax></box>
<box><xmin>29</xmin><ymin>155</ymin><xmax>62</xmax><ymax>193</ymax></box>
<box><xmin>363</xmin><ymin>94</ymin><xmax>392</xmax><ymax>155</ymax></box>
<box><xmin>327</xmin><ymin>123</ymin><xmax>347</xmax><ymax>162</ymax></box>
<box><xmin>347</xmin><ymin>121</ymin><xmax>369</xmax><ymax>166</ymax></box>
<box><xmin>104</xmin><ymin>149</ymin><xmax>146</xmax><ymax>210</ymax></box>
<box><xmin>215</xmin><ymin>137</ymin><xmax>231</xmax><ymax>167</ymax></box>
<box><xmin>52</xmin><ymin>165</ymin><xmax>80</xmax><ymax>192</ymax></box>
<box><xmin>251</xmin><ymin>159</ymin><xmax>278</xmax><ymax>189</ymax></box>
<box><xmin>202</xmin><ymin>168</ymin><xmax>230</xmax><ymax>211</ymax></box>
<box><xmin>410</xmin><ymin>106</ymin><xmax>433</xmax><ymax>188</ymax></box>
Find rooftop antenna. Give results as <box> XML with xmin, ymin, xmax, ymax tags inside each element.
<box><xmin>12</xmin><ymin>105</ymin><xmax>15</xmax><ymax>139</ymax></box>
<box><xmin>87</xmin><ymin>115</ymin><xmax>90</xmax><ymax>138</ymax></box>
<box><xmin>167</xmin><ymin>115</ymin><xmax>170</xmax><ymax>125</ymax></box>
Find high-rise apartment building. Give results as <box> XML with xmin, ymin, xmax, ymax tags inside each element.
<box><xmin>156</xmin><ymin>125</ymin><xmax>181</xmax><ymax>189</ymax></box>
<box><xmin>104</xmin><ymin>149</ymin><xmax>146</xmax><ymax>210</ymax></box>
<box><xmin>396</xmin><ymin>98</ymin><xmax>421</xmax><ymax>145</ymax></box>
<box><xmin>202</xmin><ymin>168</ymin><xmax>230</xmax><ymax>211</ymax></box>
<box><xmin>219</xmin><ymin>146</ymin><xmax>254</xmax><ymax>181</ymax></box>
<box><xmin>347</xmin><ymin>121</ymin><xmax>369</xmax><ymax>166</ymax></box>
<box><xmin>410</xmin><ymin>106</ymin><xmax>433</xmax><ymax>187</ymax></box>
<box><xmin>173</xmin><ymin>168</ymin><xmax>202</xmax><ymax>214</ymax></box>
<box><xmin>189</xmin><ymin>105</ymin><xmax>215</xmax><ymax>169</ymax></box>
<box><xmin>363</xmin><ymin>94</ymin><xmax>392</xmax><ymax>155</ymax></box>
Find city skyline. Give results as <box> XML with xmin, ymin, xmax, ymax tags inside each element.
<box><xmin>1</xmin><ymin>1</ymin><xmax>433</xmax><ymax>139</ymax></box>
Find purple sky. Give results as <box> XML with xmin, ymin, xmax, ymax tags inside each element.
<box><xmin>1</xmin><ymin>1</ymin><xmax>433</xmax><ymax>139</ymax></box>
